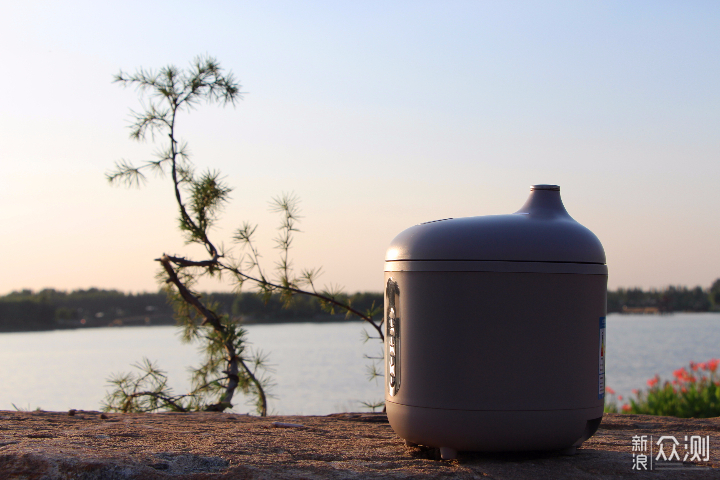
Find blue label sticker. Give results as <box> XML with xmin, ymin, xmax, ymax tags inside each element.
<box><xmin>599</xmin><ymin>316</ymin><xmax>606</xmax><ymax>399</ymax></box>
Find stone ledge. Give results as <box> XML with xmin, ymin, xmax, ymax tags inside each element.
<box><xmin>0</xmin><ymin>411</ymin><xmax>718</xmax><ymax>479</ymax></box>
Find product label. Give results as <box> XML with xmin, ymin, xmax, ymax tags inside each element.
<box><xmin>599</xmin><ymin>316</ymin><xmax>606</xmax><ymax>399</ymax></box>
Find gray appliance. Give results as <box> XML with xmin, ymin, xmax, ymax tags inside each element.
<box><xmin>384</xmin><ymin>185</ymin><xmax>607</xmax><ymax>459</ymax></box>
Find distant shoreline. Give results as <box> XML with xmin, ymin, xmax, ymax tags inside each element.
<box><xmin>0</xmin><ymin>289</ymin><xmax>381</xmax><ymax>334</ymax></box>
<box><xmin>1</xmin><ymin>285</ymin><xmax>718</xmax><ymax>334</ymax></box>
<box><xmin>0</xmin><ymin>313</ymin><xmax>359</xmax><ymax>334</ymax></box>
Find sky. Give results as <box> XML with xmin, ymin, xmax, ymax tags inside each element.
<box><xmin>1</xmin><ymin>1</ymin><xmax>719</xmax><ymax>295</ymax></box>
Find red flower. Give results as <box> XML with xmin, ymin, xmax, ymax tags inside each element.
<box><xmin>647</xmin><ymin>376</ymin><xmax>659</xmax><ymax>387</ymax></box>
<box><xmin>622</xmin><ymin>404</ymin><xmax>631</xmax><ymax>412</ymax></box>
<box><xmin>632</xmin><ymin>389</ymin><xmax>639</xmax><ymax>395</ymax></box>
<box><xmin>673</xmin><ymin>367</ymin><xmax>696</xmax><ymax>383</ymax></box>
<box><xmin>708</xmin><ymin>359</ymin><xmax>719</xmax><ymax>373</ymax></box>
<box><xmin>605</xmin><ymin>386</ymin><xmax>615</xmax><ymax>395</ymax></box>
<box><xmin>618</xmin><ymin>395</ymin><xmax>623</xmax><ymax>401</ymax></box>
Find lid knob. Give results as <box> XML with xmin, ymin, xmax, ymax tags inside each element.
<box><xmin>530</xmin><ymin>184</ymin><xmax>560</xmax><ymax>191</ymax></box>
<box><xmin>514</xmin><ymin>184</ymin><xmax>570</xmax><ymax>218</ymax></box>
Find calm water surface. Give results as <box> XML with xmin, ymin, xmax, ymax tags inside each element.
<box><xmin>0</xmin><ymin>313</ymin><xmax>718</xmax><ymax>413</ymax></box>
<box><xmin>0</xmin><ymin>322</ymin><xmax>382</xmax><ymax>414</ymax></box>
<box><xmin>605</xmin><ymin>313</ymin><xmax>720</xmax><ymax>400</ymax></box>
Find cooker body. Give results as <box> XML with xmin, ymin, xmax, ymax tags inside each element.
<box><xmin>384</xmin><ymin>268</ymin><xmax>607</xmax><ymax>452</ymax></box>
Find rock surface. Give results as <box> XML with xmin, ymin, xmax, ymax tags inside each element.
<box><xmin>0</xmin><ymin>411</ymin><xmax>718</xmax><ymax>479</ymax></box>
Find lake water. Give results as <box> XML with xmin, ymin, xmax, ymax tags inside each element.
<box><xmin>1</xmin><ymin>313</ymin><xmax>718</xmax><ymax>414</ymax></box>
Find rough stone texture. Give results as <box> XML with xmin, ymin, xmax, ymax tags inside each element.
<box><xmin>0</xmin><ymin>411</ymin><xmax>718</xmax><ymax>479</ymax></box>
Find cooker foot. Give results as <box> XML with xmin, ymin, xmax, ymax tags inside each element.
<box><xmin>440</xmin><ymin>447</ymin><xmax>457</xmax><ymax>460</ymax></box>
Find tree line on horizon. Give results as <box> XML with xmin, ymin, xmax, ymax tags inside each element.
<box><xmin>0</xmin><ymin>288</ymin><xmax>381</xmax><ymax>332</ymax></box>
<box><xmin>0</xmin><ymin>279</ymin><xmax>718</xmax><ymax>333</ymax></box>
<box><xmin>608</xmin><ymin>280</ymin><xmax>720</xmax><ymax>314</ymax></box>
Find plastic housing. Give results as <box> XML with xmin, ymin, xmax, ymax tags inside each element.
<box><xmin>384</xmin><ymin>185</ymin><xmax>607</xmax><ymax>456</ymax></box>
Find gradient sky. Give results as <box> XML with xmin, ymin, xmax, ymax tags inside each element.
<box><xmin>2</xmin><ymin>1</ymin><xmax>719</xmax><ymax>295</ymax></box>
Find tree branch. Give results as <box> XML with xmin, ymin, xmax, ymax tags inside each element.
<box><xmin>163</xmin><ymin>254</ymin><xmax>220</xmax><ymax>268</ymax></box>
<box><xmin>158</xmin><ymin>255</ymin><xmax>223</xmax><ymax>329</ymax></box>
<box><xmin>123</xmin><ymin>391</ymin><xmax>189</xmax><ymax>412</ymax></box>
<box><xmin>160</xmin><ymin>252</ymin><xmax>384</xmax><ymax>341</ymax></box>
<box><xmin>157</xmin><ymin>254</ymin><xmax>250</xmax><ymax>412</ymax></box>
<box><xmin>237</xmin><ymin>356</ymin><xmax>268</xmax><ymax>416</ymax></box>
<box><xmin>221</xmin><ymin>263</ymin><xmax>385</xmax><ymax>342</ymax></box>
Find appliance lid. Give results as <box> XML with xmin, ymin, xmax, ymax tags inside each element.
<box><xmin>385</xmin><ymin>185</ymin><xmax>606</xmax><ymax>264</ymax></box>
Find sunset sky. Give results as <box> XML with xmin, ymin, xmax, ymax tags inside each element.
<box><xmin>2</xmin><ymin>1</ymin><xmax>719</xmax><ymax>295</ymax></box>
